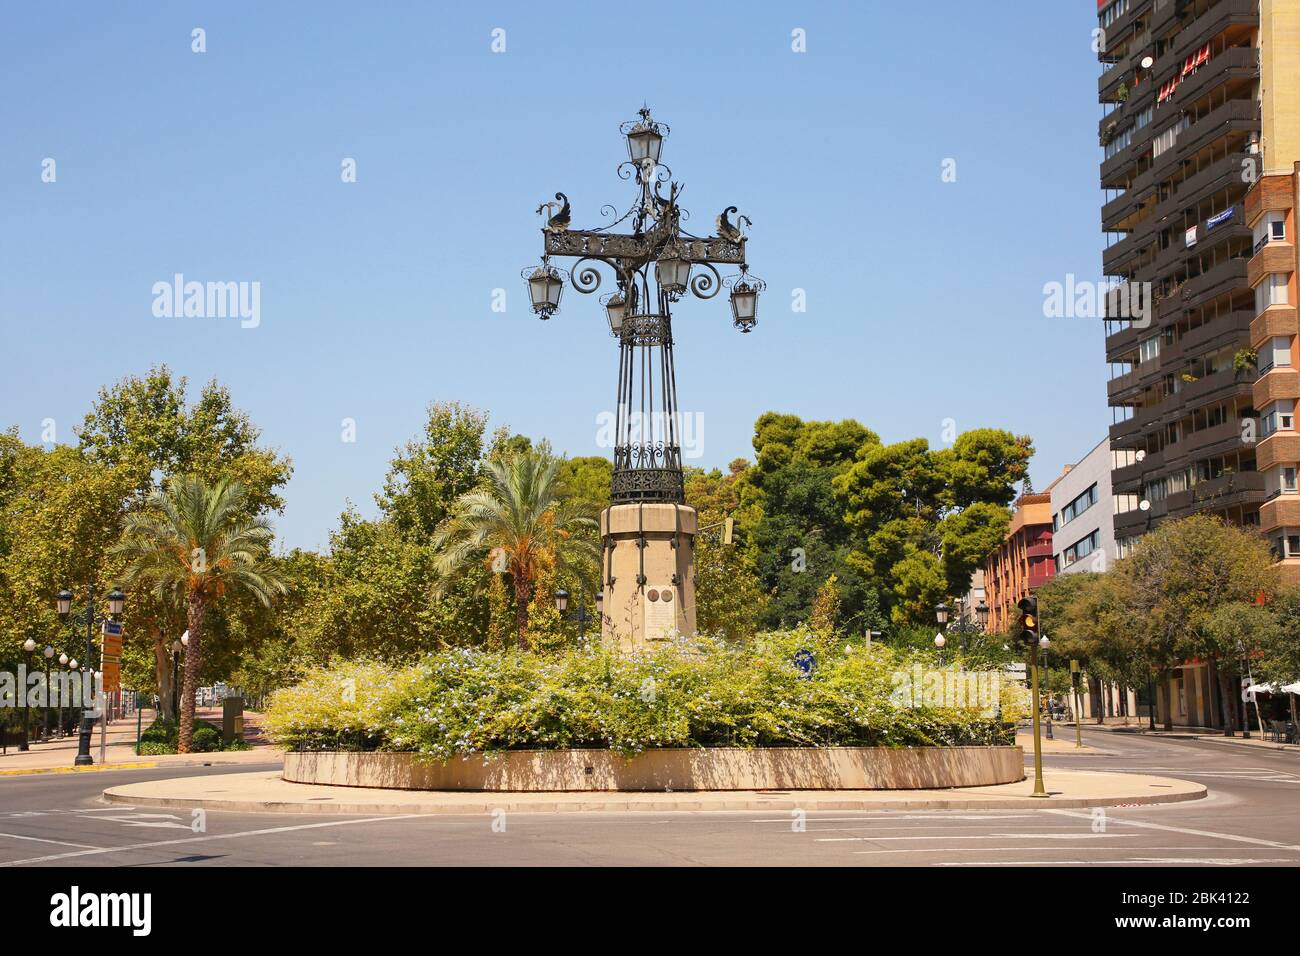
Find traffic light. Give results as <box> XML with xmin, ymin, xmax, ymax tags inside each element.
<box><xmin>1017</xmin><ymin>595</ymin><xmax>1038</xmax><ymax>640</ymax></box>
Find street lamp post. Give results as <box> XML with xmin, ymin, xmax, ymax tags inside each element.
<box><xmin>19</xmin><ymin>637</ymin><xmax>36</xmax><ymax>751</ymax></box>
<box><xmin>524</xmin><ymin>107</ymin><xmax>762</xmax><ymax>648</ymax></box>
<box><xmin>57</xmin><ymin>585</ymin><xmax>125</xmax><ymax>767</ymax></box>
<box><xmin>57</xmin><ymin>652</ymin><xmax>68</xmax><ymax>736</ymax></box>
<box><xmin>555</xmin><ymin>585</ymin><xmax>603</xmax><ymax>643</ymax></box>
<box><xmin>171</xmin><ymin>639</ymin><xmax>183</xmax><ymax>721</ymax></box>
<box><xmin>42</xmin><ymin>645</ymin><xmax>54</xmax><ymax>742</ymax></box>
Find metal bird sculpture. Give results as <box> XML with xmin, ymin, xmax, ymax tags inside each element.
<box><xmin>715</xmin><ymin>206</ymin><xmax>751</xmax><ymax>243</ymax></box>
<box><xmin>537</xmin><ymin>192</ymin><xmax>571</xmax><ymax>232</ymax></box>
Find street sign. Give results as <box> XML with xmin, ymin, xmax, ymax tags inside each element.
<box><xmin>102</xmin><ymin>634</ymin><xmax>123</xmax><ymax>657</ymax></box>
<box><xmin>793</xmin><ymin>649</ymin><xmax>815</xmax><ymax>678</ymax></box>
<box><xmin>101</xmin><ymin>621</ymin><xmax>123</xmax><ymax>637</ymax></box>
<box><xmin>101</xmin><ymin>661</ymin><xmax>121</xmax><ymax>693</ymax></box>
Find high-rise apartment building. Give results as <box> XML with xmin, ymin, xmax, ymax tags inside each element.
<box><xmin>1099</xmin><ymin>0</ymin><xmax>1271</xmax><ymax>556</ymax></box>
<box><xmin>1248</xmin><ymin>2</ymin><xmax>1300</xmax><ymax>580</ymax></box>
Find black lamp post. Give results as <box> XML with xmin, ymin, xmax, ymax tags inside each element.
<box><xmin>57</xmin><ymin>652</ymin><xmax>68</xmax><ymax>736</ymax></box>
<box><xmin>555</xmin><ymin>585</ymin><xmax>602</xmax><ymax>643</ymax></box>
<box><xmin>42</xmin><ymin>645</ymin><xmax>54</xmax><ymax>742</ymax></box>
<box><xmin>57</xmin><ymin>584</ymin><xmax>124</xmax><ymax>767</ymax></box>
<box><xmin>19</xmin><ymin>637</ymin><xmax>35</xmax><ymax>751</ymax></box>
<box><xmin>171</xmin><ymin>639</ymin><xmax>184</xmax><ymax>721</ymax></box>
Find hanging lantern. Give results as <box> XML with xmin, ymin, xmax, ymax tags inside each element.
<box><xmin>602</xmin><ymin>292</ymin><xmax>627</xmax><ymax>336</ymax></box>
<box><xmin>523</xmin><ymin>261</ymin><xmax>565</xmax><ymax>319</ymax></box>
<box><xmin>728</xmin><ymin>270</ymin><xmax>764</xmax><ymax>332</ymax></box>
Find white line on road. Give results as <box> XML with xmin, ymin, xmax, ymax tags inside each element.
<box><xmin>0</xmin><ymin>814</ymin><xmax>436</xmax><ymax>867</ymax></box>
<box><xmin>0</xmin><ymin>832</ymin><xmax>103</xmax><ymax>850</ymax></box>
<box><xmin>816</xmin><ymin>833</ymin><xmax>1129</xmax><ymax>843</ymax></box>
<box><xmin>933</xmin><ymin>858</ymin><xmax>1291</xmax><ymax>866</ymax></box>
<box><xmin>1045</xmin><ymin>808</ymin><xmax>1300</xmax><ymax>851</ymax></box>
<box><xmin>852</xmin><ymin>846</ymin><xmax>1244</xmax><ymax>855</ymax></box>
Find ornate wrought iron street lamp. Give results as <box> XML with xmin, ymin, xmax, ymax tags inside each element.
<box><xmin>522</xmin><ymin>108</ymin><xmax>763</xmax><ymax>646</ymax></box>
<box><xmin>523</xmin><ymin>106</ymin><xmax>762</xmax><ymax>508</ymax></box>
<box><xmin>520</xmin><ymin>110</ymin><xmax>759</xmax><ymax>650</ymax></box>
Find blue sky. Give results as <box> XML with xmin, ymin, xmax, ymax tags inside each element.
<box><xmin>1</xmin><ymin>1</ymin><xmax>1109</xmax><ymax>552</ymax></box>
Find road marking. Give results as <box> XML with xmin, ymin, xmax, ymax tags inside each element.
<box><xmin>0</xmin><ymin>814</ymin><xmax>436</xmax><ymax>867</ymax></box>
<box><xmin>1045</xmin><ymin>808</ymin><xmax>1300</xmax><ymax>851</ymax></box>
<box><xmin>0</xmin><ymin>832</ymin><xmax>103</xmax><ymax>850</ymax></box>
<box><xmin>934</xmin><ymin>858</ymin><xmax>1290</xmax><ymax>866</ymax></box>
<box><xmin>749</xmin><ymin>814</ymin><xmax>1032</xmax><ymax>823</ymax></box>
<box><xmin>816</xmin><ymin>833</ymin><xmax>1128</xmax><ymax>843</ymax></box>
<box><xmin>853</xmin><ymin>846</ymin><xmax>1244</xmax><ymax>855</ymax></box>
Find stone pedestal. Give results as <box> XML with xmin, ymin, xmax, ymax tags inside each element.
<box><xmin>599</xmin><ymin>503</ymin><xmax>696</xmax><ymax>650</ymax></box>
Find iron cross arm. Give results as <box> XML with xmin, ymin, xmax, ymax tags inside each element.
<box><xmin>543</xmin><ymin>228</ymin><xmax>747</xmax><ymax>266</ymax></box>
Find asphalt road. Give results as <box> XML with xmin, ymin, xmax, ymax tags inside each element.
<box><xmin>0</xmin><ymin>730</ymin><xmax>1297</xmax><ymax>867</ymax></box>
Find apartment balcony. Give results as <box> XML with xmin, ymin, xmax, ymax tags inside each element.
<box><xmin>1164</xmin><ymin>44</ymin><xmax>1253</xmax><ymax>113</ymax></box>
<box><xmin>1248</xmin><ymin>243</ymin><xmax>1298</xmax><ymax>289</ymax></box>
<box><xmin>1165</xmin><ymin>470</ymin><xmax>1267</xmax><ymax>517</ymax></box>
<box><xmin>1178</xmin><ymin>310</ymin><xmax>1253</xmax><ymax>358</ymax></box>
<box><xmin>1105</xmin><ymin>322</ymin><xmax>1143</xmax><ymax>356</ymax></box>
<box><xmin>1112</xmin><ymin>447</ymin><xmax>1165</xmax><ymax>488</ymax></box>
<box><xmin>1179</xmin><ymin>367</ymin><xmax>1247</xmax><ymax>406</ymax></box>
<box><xmin>1253</xmin><ymin>367</ymin><xmax>1300</xmax><ymax>409</ymax></box>
<box><xmin>1170</xmin><ymin>419</ymin><xmax>1247</xmax><ymax>464</ymax></box>
<box><xmin>1110</xmin><ymin>414</ymin><xmax>1144</xmax><ymax>443</ymax></box>
<box><xmin>1115</xmin><ymin>498</ymin><xmax>1167</xmax><ymax>536</ymax></box>
<box><xmin>1180</xmin><ymin>258</ymin><xmax>1249</xmax><ymax>309</ymax></box>
<box><xmin>1171</xmin><ymin>97</ymin><xmax>1259</xmax><ymax>166</ymax></box>
<box><xmin>1257</xmin><ymin>433</ymin><xmax>1300</xmax><ymax>472</ymax></box>
<box><xmin>1260</xmin><ymin>495</ymin><xmax>1300</xmax><ymax>533</ymax></box>
<box><xmin>1166</xmin><ymin>0</ymin><xmax>1259</xmax><ymax>72</ymax></box>
<box><xmin>1245</xmin><ymin>173</ymin><xmax>1297</xmax><ymax>225</ymax></box>
<box><xmin>1251</xmin><ymin>306</ymin><xmax>1299</xmax><ymax>350</ymax></box>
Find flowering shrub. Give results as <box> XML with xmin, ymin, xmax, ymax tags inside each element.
<box><xmin>266</xmin><ymin>630</ymin><xmax>1017</xmax><ymax>758</ymax></box>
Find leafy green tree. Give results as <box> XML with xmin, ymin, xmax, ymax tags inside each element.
<box><xmin>1259</xmin><ymin>588</ymin><xmax>1300</xmax><ymax>686</ymax></box>
<box><xmin>741</xmin><ymin>414</ymin><xmax>880</xmax><ymax>629</ymax></box>
<box><xmin>75</xmin><ymin>367</ymin><xmax>291</xmax><ymax>703</ymax></box>
<box><xmin>686</xmin><ymin>464</ymin><xmax>767</xmax><ymax>639</ymax></box>
<box><xmin>376</xmin><ymin>402</ymin><xmax>490</xmax><ymax>539</ymax></box>
<box><xmin>834</xmin><ymin>429</ymin><xmax>1030</xmax><ymax>623</ymax></box>
<box><xmin>432</xmin><ymin>450</ymin><xmax>599</xmax><ymax>648</ymax></box>
<box><xmin>113</xmin><ymin>477</ymin><xmax>287</xmax><ymax>753</ymax></box>
<box><xmin>1116</xmin><ymin>515</ymin><xmax>1277</xmax><ymax>731</ymax></box>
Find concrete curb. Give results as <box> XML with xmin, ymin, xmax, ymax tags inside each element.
<box><xmin>102</xmin><ymin>770</ymin><xmax>1207</xmax><ymax>815</ymax></box>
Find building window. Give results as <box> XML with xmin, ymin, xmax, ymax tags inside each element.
<box><xmin>1256</xmin><ymin>273</ymin><xmax>1291</xmax><ymax>313</ymax></box>
<box><xmin>1255</xmin><ymin>213</ymin><xmax>1287</xmax><ymax>253</ymax></box>
<box><xmin>1059</xmin><ymin>483</ymin><xmax>1099</xmax><ymax>529</ymax></box>
<box><xmin>1138</xmin><ymin>336</ymin><xmax>1161</xmax><ymax>364</ymax></box>
<box><xmin>1061</xmin><ymin>530</ymin><xmax>1101</xmax><ymax>569</ymax></box>
<box><xmin>1152</xmin><ymin>117</ymin><xmax>1190</xmax><ymax>158</ymax></box>
<box><xmin>1261</xmin><ymin>400</ymin><xmax>1295</xmax><ymax>437</ymax></box>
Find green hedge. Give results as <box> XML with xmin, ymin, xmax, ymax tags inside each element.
<box><xmin>266</xmin><ymin>631</ymin><xmax>1024</xmax><ymax>758</ymax></box>
<box><xmin>136</xmin><ymin>716</ymin><xmax>238</xmax><ymax>755</ymax></box>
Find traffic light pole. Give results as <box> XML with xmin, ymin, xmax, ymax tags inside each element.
<box><xmin>1029</xmin><ymin>641</ymin><xmax>1047</xmax><ymax>797</ymax></box>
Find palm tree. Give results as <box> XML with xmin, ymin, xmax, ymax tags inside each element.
<box><xmin>432</xmin><ymin>451</ymin><xmax>598</xmax><ymax>648</ymax></box>
<box><xmin>113</xmin><ymin>476</ymin><xmax>286</xmax><ymax>752</ymax></box>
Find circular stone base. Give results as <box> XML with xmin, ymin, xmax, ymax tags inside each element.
<box><xmin>282</xmin><ymin>746</ymin><xmax>1025</xmax><ymax>792</ymax></box>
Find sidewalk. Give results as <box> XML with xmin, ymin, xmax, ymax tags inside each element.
<box><xmin>0</xmin><ymin>708</ymin><xmax>282</xmax><ymax>775</ymax></box>
<box><xmin>1072</xmin><ymin>720</ymin><xmax>1300</xmax><ymax>754</ymax></box>
<box><xmin>102</xmin><ymin>768</ymin><xmax>1205</xmax><ymax>814</ymax></box>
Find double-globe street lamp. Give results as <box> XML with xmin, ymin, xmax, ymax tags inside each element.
<box><xmin>934</xmin><ymin>598</ymin><xmax>989</xmax><ymax>660</ymax></box>
<box><xmin>555</xmin><ymin>587</ymin><xmax>604</xmax><ymax>643</ymax></box>
<box><xmin>56</xmin><ymin>585</ymin><xmax>124</xmax><ymax>766</ymax></box>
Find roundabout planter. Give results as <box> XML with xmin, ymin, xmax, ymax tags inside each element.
<box><xmin>283</xmin><ymin>745</ymin><xmax>1024</xmax><ymax>792</ymax></box>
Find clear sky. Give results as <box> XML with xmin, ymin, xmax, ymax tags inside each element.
<box><xmin>1</xmin><ymin>1</ymin><xmax>1109</xmax><ymax>552</ymax></box>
